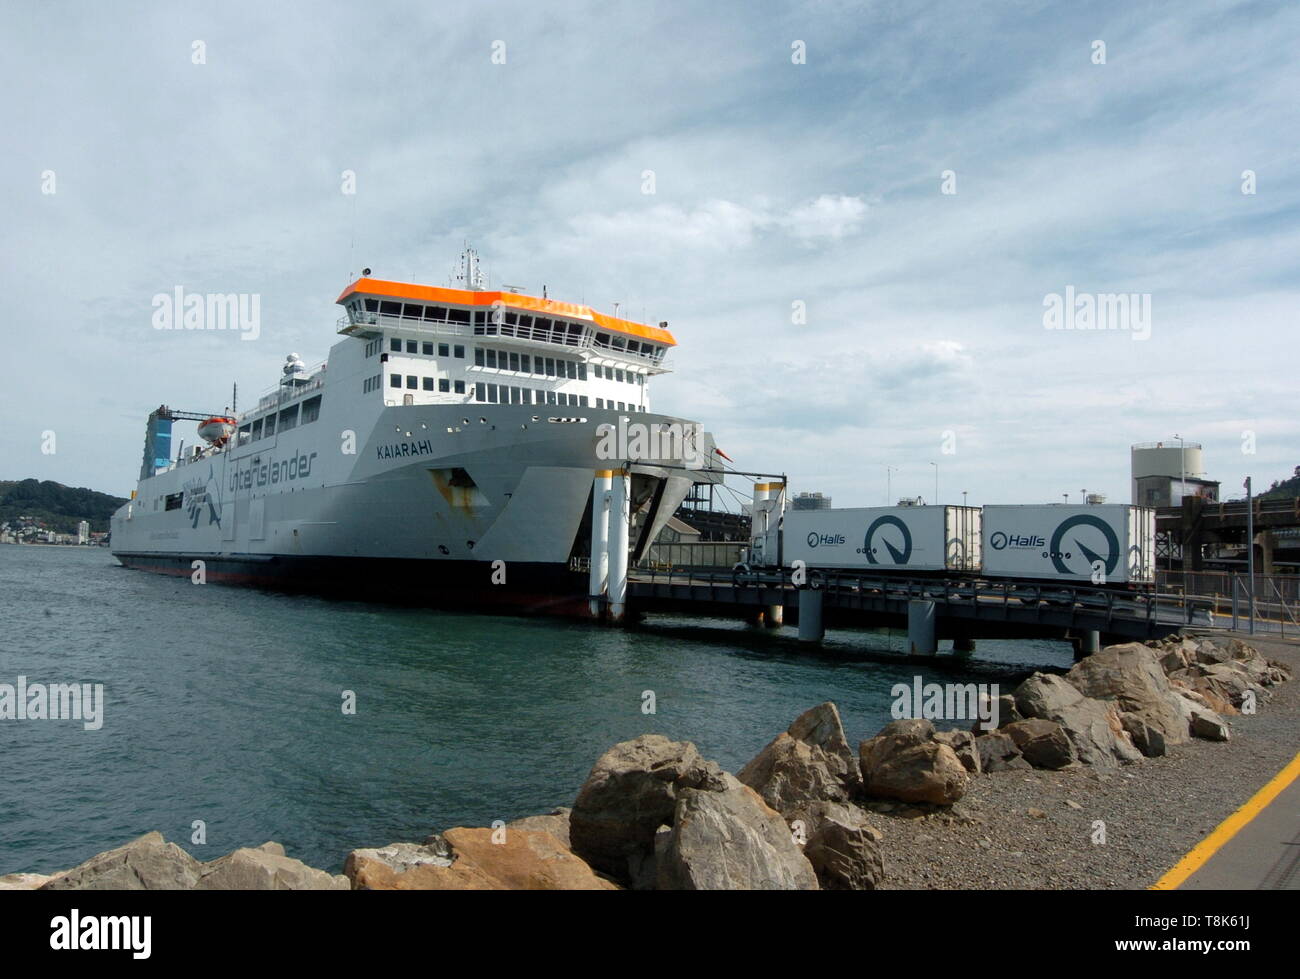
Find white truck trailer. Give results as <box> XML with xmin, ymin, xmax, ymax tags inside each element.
<box><xmin>980</xmin><ymin>504</ymin><xmax>1156</xmax><ymax>585</ymax></box>
<box><xmin>782</xmin><ymin>505</ymin><xmax>982</xmax><ymax>573</ymax></box>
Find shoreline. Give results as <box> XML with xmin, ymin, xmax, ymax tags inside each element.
<box><xmin>3</xmin><ymin>629</ymin><xmax>1294</xmax><ymax>890</ymax></box>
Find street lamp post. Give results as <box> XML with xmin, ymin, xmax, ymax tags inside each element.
<box><xmin>1245</xmin><ymin>476</ymin><xmax>1255</xmax><ymax>635</ymax></box>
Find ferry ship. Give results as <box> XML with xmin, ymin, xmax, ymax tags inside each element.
<box><xmin>110</xmin><ymin>250</ymin><xmax>723</xmax><ymax>615</ymax></box>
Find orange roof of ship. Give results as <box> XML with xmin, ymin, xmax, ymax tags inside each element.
<box><xmin>336</xmin><ymin>277</ymin><xmax>677</xmax><ymax>347</ymax></box>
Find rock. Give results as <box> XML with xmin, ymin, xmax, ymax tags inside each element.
<box><xmin>656</xmin><ymin>774</ymin><xmax>818</xmax><ymax>890</ymax></box>
<box><xmin>787</xmin><ymin>701</ymin><xmax>863</xmax><ymax>794</ymax></box>
<box><xmin>197</xmin><ymin>845</ymin><xmax>348</xmax><ymax>890</ymax></box>
<box><xmin>1120</xmin><ymin>713</ymin><xmax>1167</xmax><ymax>757</ymax></box>
<box><xmin>345</xmin><ymin>831</ymin><xmax>616</xmax><ymax>890</ymax></box>
<box><xmin>1066</xmin><ymin>643</ymin><xmax>1190</xmax><ymax>753</ymax></box>
<box><xmin>1027</xmin><ymin>808</ymin><xmax>1047</xmax><ymax>818</ymax></box>
<box><xmin>788</xmin><ymin>801</ymin><xmax>883</xmax><ymax>890</ymax></box>
<box><xmin>569</xmin><ymin>735</ymin><xmax>727</xmax><ymax>884</ymax></box>
<box><xmin>1190</xmin><ymin>711</ymin><xmax>1231</xmax><ymax>742</ymax></box>
<box><xmin>860</xmin><ymin>740</ymin><xmax>969</xmax><ymax>805</ymax></box>
<box><xmin>440</xmin><ymin>828</ymin><xmax>617</xmax><ymax>890</ymax></box>
<box><xmin>1170</xmin><ymin>664</ymin><xmax>1265</xmax><ymax>709</ymax></box>
<box><xmin>1014</xmin><ymin>672</ymin><xmax>1086</xmax><ymax>718</ymax></box>
<box><xmin>933</xmin><ymin>729</ymin><xmax>981</xmax><ymax>774</ymax></box>
<box><xmin>1013</xmin><ymin>674</ymin><xmax>1143</xmax><ymax>767</ymax></box>
<box><xmin>737</xmin><ymin>733</ymin><xmax>851</xmax><ymax>813</ymax></box>
<box><xmin>0</xmin><ymin>872</ymin><xmax>65</xmax><ymax>890</ymax></box>
<box><xmin>1001</xmin><ymin>718</ymin><xmax>1076</xmax><ymax>769</ymax></box>
<box><xmin>40</xmin><ymin>832</ymin><xmax>202</xmax><ymax>891</ymax></box>
<box><xmin>507</xmin><ymin>808</ymin><xmax>572</xmax><ymax>850</ymax></box>
<box><xmin>974</xmin><ymin>732</ymin><xmax>1028</xmax><ymax>772</ymax></box>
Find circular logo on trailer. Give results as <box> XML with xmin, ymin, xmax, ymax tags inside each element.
<box><xmin>863</xmin><ymin>516</ymin><xmax>912</xmax><ymax>565</ymax></box>
<box><xmin>1049</xmin><ymin>514</ymin><xmax>1120</xmax><ymax>577</ymax></box>
<box><xmin>989</xmin><ymin>531</ymin><xmax>1009</xmax><ymax>551</ymax></box>
<box><xmin>807</xmin><ymin>531</ymin><xmax>820</xmax><ymax>548</ymax></box>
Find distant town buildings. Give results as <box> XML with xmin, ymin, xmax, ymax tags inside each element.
<box><xmin>0</xmin><ymin>515</ymin><xmax>107</xmax><ymax>546</ymax></box>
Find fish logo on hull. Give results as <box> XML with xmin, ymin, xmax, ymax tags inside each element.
<box><xmin>861</xmin><ymin>515</ymin><xmax>912</xmax><ymax>565</ymax></box>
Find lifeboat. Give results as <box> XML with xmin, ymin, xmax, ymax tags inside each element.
<box><xmin>197</xmin><ymin>416</ymin><xmax>237</xmax><ymax>445</ymax></box>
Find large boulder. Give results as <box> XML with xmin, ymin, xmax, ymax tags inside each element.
<box><xmin>859</xmin><ymin>724</ymin><xmax>969</xmax><ymax>805</ymax></box>
<box><xmin>974</xmin><ymin>731</ymin><xmax>1030</xmax><ymax>772</ymax></box>
<box><xmin>656</xmin><ymin>774</ymin><xmax>818</xmax><ymax>890</ymax></box>
<box><xmin>345</xmin><ymin>831</ymin><xmax>616</xmax><ymax>890</ymax></box>
<box><xmin>1012</xmin><ymin>674</ymin><xmax>1142</xmax><ymax>767</ymax></box>
<box><xmin>1000</xmin><ymin>718</ymin><xmax>1076</xmax><ymax>769</ymax></box>
<box><xmin>197</xmin><ymin>842</ymin><xmax>348</xmax><ymax>890</ymax></box>
<box><xmin>787</xmin><ymin>801</ymin><xmax>883</xmax><ymax>890</ymax></box>
<box><xmin>1169</xmin><ymin>664</ymin><xmax>1265</xmax><ymax>709</ymax></box>
<box><xmin>506</xmin><ymin>808</ymin><xmax>572</xmax><ymax>850</ymax></box>
<box><xmin>40</xmin><ymin>832</ymin><xmax>202</xmax><ymax>891</ymax></box>
<box><xmin>933</xmin><ymin>729</ymin><xmax>981</xmax><ymax>774</ymax></box>
<box><xmin>1066</xmin><ymin>643</ymin><xmax>1190</xmax><ymax>754</ymax></box>
<box><xmin>569</xmin><ymin>735</ymin><xmax>727</xmax><ymax>883</ymax></box>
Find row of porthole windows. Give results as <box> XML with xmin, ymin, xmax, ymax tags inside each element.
<box><xmin>389</xmin><ymin>374</ymin><xmax>468</xmax><ymax>394</ymax></box>
<box><xmin>383</xmin><ymin>338</ymin><xmax>467</xmax><ymax>358</ymax></box>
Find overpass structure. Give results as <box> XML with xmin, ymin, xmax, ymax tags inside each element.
<box><xmin>628</xmin><ymin>567</ymin><xmax>1210</xmax><ymax>655</ymax></box>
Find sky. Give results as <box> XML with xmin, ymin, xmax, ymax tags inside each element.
<box><xmin>2</xmin><ymin>0</ymin><xmax>1297</xmax><ymax>508</ymax></box>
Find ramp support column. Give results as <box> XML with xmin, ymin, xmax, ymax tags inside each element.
<box><xmin>798</xmin><ymin>589</ymin><xmax>824</xmax><ymax>642</ymax></box>
<box><xmin>908</xmin><ymin>600</ymin><xmax>937</xmax><ymax>655</ymax></box>
<box><xmin>608</xmin><ymin>469</ymin><xmax>630</xmax><ymax>623</ymax></box>
<box><xmin>588</xmin><ymin>470</ymin><xmax>612</xmax><ymax>617</ymax></box>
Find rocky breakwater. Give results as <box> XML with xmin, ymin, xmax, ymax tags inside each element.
<box><xmin>3</xmin><ymin>635</ymin><xmax>1288</xmax><ymax>891</ymax></box>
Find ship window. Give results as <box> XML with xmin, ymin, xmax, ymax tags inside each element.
<box><xmin>406</xmin><ymin>340</ymin><xmax>418</xmax><ymax>354</ymax></box>
<box><xmin>615</xmin><ymin>369</ymin><xmax>625</xmax><ymax>382</ymax></box>
<box><xmin>252</xmin><ymin>418</ymin><xmax>263</xmax><ymax>439</ymax></box>
<box><xmin>439</xmin><ymin>378</ymin><xmax>450</xmax><ymax>393</ymax></box>
<box><xmin>422</xmin><ymin>377</ymin><xmax>434</xmax><ymax>391</ymax></box>
<box><xmin>578</xmin><ymin>364</ymin><xmax>587</xmax><ymax>380</ymax></box>
<box><xmin>596</xmin><ymin>398</ymin><xmax>604</xmax><ymax>409</ymax></box>
<box><xmin>580</xmin><ymin>395</ymin><xmax>589</xmax><ymax>407</ymax></box>
<box><xmin>593</xmin><ymin>365</ymin><xmax>603</xmax><ymax>379</ymax></box>
<box><xmin>448</xmin><ymin>308</ymin><xmax>470</xmax><ymax>324</ymax></box>
<box><xmin>612</xmin><ymin>336</ymin><xmax>626</xmax><ymax>350</ymax></box>
<box><xmin>264</xmin><ymin>414</ymin><xmax>277</xmax><ymax>436</ymax></box>
<box><xmin>453</xmin><ymin>345</ymin><xmax>465</xmax><ymax>358</ymax></box>
<box><xmin>519</xmin><ymin>354</ymin><xmax>530</xmax><ymax>374</ymax></box>
<box><xmin>404</xmin><ymin>304</ymin><xmax>422</xmax><ymax>319</ymax></box>
<box><xmin>454</xmin><ymin>380</ymin><xmax>465</xmax><ymax>394</ymax></box>
<box><xmin>423</xmin><ymin>342</ymin><xmax>434</xmax><ymax>356</ymax></box>
<box><xmin>595</xmin><ymin>332</ymin><xmax>610</xmax><ymax>346</ymax></box>
<box><xmin>381</xmin><ymin>301</ymin><xmax>401</xmax><ymax>315</ymax></box>
<box><xmin>486</xmin><ymin>350</ymin><xmax>497</xmax><ymax>369</ymax></box>
<box><xmin>474</xmin><ymin>383</ymin><xmax>485</xmax><ymax>402</ymax></box>
<box><xmin>546</xmin><ymin>391</ymin><xmax>556</xmax><ymax>405</ymax></box>
<box><xmin>364</xmin><ymin>299</ymin><xmax>378</xmax><ymax>312</ymax></box>
<box><xmin>406</xmin><ymin>375</ymin><xmax>417</xmax><ymax>389</ymax></box>
<box><xmin>473</xmin><ymin>311</ymin><xmax>485</xmax><ymax>325</ymax></box>
<box><xmin>508</xmin><ymin>351</ymin><xmax>519</xmax><ymax>371</ymax></box>
<box><xmin>301</xmin><ymin>395</ymin><xmax>322</xmax><ymax>424</ymax></box>
<box><xmin>627</xmin><ymin>341</ymin><xmax>640</xmax><ymax>354</ymax></box>
<box><xmin>165</xmin><ymin>492</ymin><xmax>183</xmax><ymax>511</ymax></box>
<box><xmin>438</xmin><ymin>343</ymin><xmax>449</xmax><ymax>357</ymax></box>
<box><xmin>474</xmin><ymin>348</ymin><xmax>484</xmax><ymax>366</ymax></box>
<box><xmin>487</xmin><ymin>384</ymin><xmax>499</xmax><ymax>404</ymax></box>
<box><xmin>545</xmin><ymin>358</ymin><xmax>555</xmax><ymax>376</ymax></box>
<box><xmin>390</xmin><ymin>373</ymin><xmax>401</xmax><ymax>388</ymax></box>
<box><xmin>424</xmin><ymin>306</ymin><xmax>443</xmax><ymax>321</ymax></box>
<box><xmin>566</xmin><ymin>361</ymin><xmax>577</xmax><ymax>379</ymax></box>
<box><xmin>390</xmin><ymin>338</ymin><xmax>401</xmax><ymax>352</ymax></box>
<box><xmin>279</xmin><ymin>404</ymin><xmax>299</xmax><ymax>431</ymax></box>
<box><xmin>637</xmin><ymin>374</ymin><xmax>644</xmax><ymax>385</ymax></box>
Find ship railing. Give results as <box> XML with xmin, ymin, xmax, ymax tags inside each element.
<box><xmin>250</xmin><ymin>362</ymin><xmax>328</xmax><ymax>414</ymax></box>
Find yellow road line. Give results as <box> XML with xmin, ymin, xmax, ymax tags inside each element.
<box><xmin>1152</xmin><ymin>751</ymin><xmax>1300</xmax><ymax>889</ymax></box>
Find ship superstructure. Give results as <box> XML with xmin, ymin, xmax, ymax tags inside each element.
<box><xmin>111</xmin><ymin>250</ymin><xmax>721</xmax><ymax>614</ymax></box>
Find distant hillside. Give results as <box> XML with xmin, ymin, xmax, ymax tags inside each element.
<box><xmin>0</xmin><ymin>479</ymin><xmax>127</xmax><ymax>534</ymax></box>
<box><xmin>1261</xmin><ymin>466</ymin><xmax>1300</xmax><ymax>501</ymax></box>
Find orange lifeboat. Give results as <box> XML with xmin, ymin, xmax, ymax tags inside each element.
<box><xmin>197</xmin><ymin>416</ymin><xmax>237</xmax><ymax>445</ymax></box>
